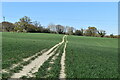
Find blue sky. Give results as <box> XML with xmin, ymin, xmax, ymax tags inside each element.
<box><xmin>2</xmin><ymin>2</ymin><xmax>118</xmax><ymax>35</ymax></box>
<box><xmin>1</xmin><ymin>0</ymin><xmax>119</xmax><ymax>2</ymax></box>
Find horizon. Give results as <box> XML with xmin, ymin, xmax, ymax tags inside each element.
<box><xmin>2</xmin><ymin>2</ymin><xmax>118</xmax><ymax>35</ymax></box>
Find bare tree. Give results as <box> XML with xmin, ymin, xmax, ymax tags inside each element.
<box><xmin>55</xmin><ymin>25</ymin><xmax>64</xmax><ymax>34</ymax></box>
<box><xmin>48</xmin><ymin>23</ymin><xmax>56</xmax><ymax>32</ymax></box>
<box><xmin>98</xmin><ymin>30</ymin><xmax>106</xmax><ymax>37</ymax></box>
<box><xmin>67</xmin><ymin>27</ymin><xmax>74</xmax><ymax>35</ymax></box>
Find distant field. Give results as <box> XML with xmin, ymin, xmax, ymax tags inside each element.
<box><xmin>65</xmin><ymin>35</ymin><xmax>118</xmax><ymax>78</ymax></box>
<box><xmin>2</xmin><ymin>32</ymin><xmax>63</xmax><ymax>69</ymax></box>
<box><xmin>2</xmin><ymin>32</ymin><xmax>119</xmax><ymax>78</ymax></box>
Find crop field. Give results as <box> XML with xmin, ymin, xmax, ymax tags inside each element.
<box><xmin>0</xmin><ymin>32</ymin><xmax>2</xmax><ymax>78</ymax></box>
<box><xmin>2</xmin><ymin>32</ymin><xmax>63</xmax><ymax>68</ymax></box>
<box><xmin>2</xmin><ymin>32</ymin><xmax>63</xmax><ymax>78</ymax></box>
<box><xmin>2</xmin><ymin>32</ymin><xmax>119</xmax><ymax>78</ymax></box>
<box><xmin>65</xmin><ymin>35</ymin><xmax>119</xmax><ymax>78</ymax></box>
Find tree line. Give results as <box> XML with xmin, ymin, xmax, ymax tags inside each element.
<box><xmin>0</xmin><ymin>16</ymin><xmax>119</xmax><ymax>38</ymax></box>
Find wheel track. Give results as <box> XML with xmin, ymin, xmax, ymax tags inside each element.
<box><xmin>11</xmin><ymin>35</ymin><xmax>66</xmax><ymax>78</ymax></box>
<box><xmin>59</xmin><ymin>35</ymin><xmax>68</xmax><ymax>78</ymax></box>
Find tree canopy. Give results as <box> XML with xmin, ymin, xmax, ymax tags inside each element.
<box><xmin>1</xmin><ymin>16</ymin><xmax>117</xmax><ymax>38</ymax></box>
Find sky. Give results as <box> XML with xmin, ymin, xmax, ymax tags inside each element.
<box><xmin>2</xmin><ymin>2</ymin><xmax>118</xmax><ymax>35</ymax></box>
<box><xmin>1</xmin><ymin>0</ymin><xmax>119</xmax><ymax>2</ymax></box>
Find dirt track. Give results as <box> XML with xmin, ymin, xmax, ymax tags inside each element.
<box><xmin>11</xmin><ymin>35</ymin><xmax>67</xmax><ymax>78</ymax></box>
<box><xmin>60</xmin><ymin>35</ymin><xmax>68</xmax><ymax>78</ymax></box>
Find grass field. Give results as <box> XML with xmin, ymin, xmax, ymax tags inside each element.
<box><xmin>0</xmin><ymin>32</ymin><xmax>2</xmax><ymax>78</ymax></box>
<box><xmin>2</xmin><ymin>32</ymin><xmax>119</xmax><ymax>78</ymax></box>
<box><xmin>65</xmin><ymin>35</ymin><xmax>118</xmax><ymax>78</ymax></box>
<box><xmin>2</xmin><ymin>32</ymin><xmax>63</xmax><ymax>69</ymax></box>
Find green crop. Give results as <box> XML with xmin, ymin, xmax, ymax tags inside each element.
<box><xmin>65</xmin><ymin>35</ymin><xmax>118</xmax><ymax>78</ymax></box>
<box><xmin>2</xmin><ymin>32</ymin><xmax>63</xmax><ymax>69</ymax></box>
<box><xmin>35</xmin><ymin>40</ymin><xmax>65</xmax><ymax>78</ymax></box>
<box><xmin>2</xmin><ymin>32</ymin><xmax>119</xmax><ymax>78</ymax></box>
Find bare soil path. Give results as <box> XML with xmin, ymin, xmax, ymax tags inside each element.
<box><xmin>11</xmin><ymin>35</ymin><xmax>66</xmax><ymax>78</ymax></box>
<box><xmin>59</xmin><ymin>35</ymin><xmax>68</xmax><ymax>78</ymax></box>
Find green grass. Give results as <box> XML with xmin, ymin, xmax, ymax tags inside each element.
<box><xmin>2</xmin><ymin>32</ymin><xmax>63</xmax><ymax>69</ymax></box>
<box><xmin>0</xmin><ymin>32</ymin><xmax>2</xmax><ymax>79</ymax></box>
<box><xmin>2</xmin><ymin>32</ymin><xmax>119</xmax><ymax>78</ymax></box>
<box><xmin>65</xmin><ymin>35</ymin><xmax>118</xmax><ymax>78</ymax></box>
